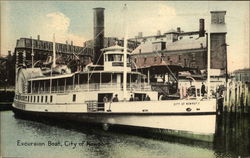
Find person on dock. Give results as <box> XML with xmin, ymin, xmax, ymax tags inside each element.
<box><xmin>112</xmin><ymin>94</ymin><xmax>119</xmax><ymax>102</ymax></box>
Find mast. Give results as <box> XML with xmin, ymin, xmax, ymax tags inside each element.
<box><xmin>31</xmin><ymin>36</ymin><xmax>34</xmax><ymax>68</ymax></box>
<box><xmin>123</xmin><ymin>4</ymin><xmax>128</xmax><ymax>100</ymax></box>
<box><xmin>52</xmin><ymin>33</ymin><xmax>56</xmax><ymax>68</ymax></box>
<box><xmin>207</xmin><ymin>31</ymin><xmax>211</xmax><ymax>98</ymax></box>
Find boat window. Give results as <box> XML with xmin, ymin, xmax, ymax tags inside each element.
<box><xmin>41</xmin><ymin>96</ymin><xmax>44</xmax><ymax>103</ymax></box>
<box><xmin>45</xmin><ymin>96</ymin><xmax>48</xmax><ymax>103</ymax></box>
<box><xmin>28</xmin><ymin>96</ymin><xmax>29</xmax><ymax>102</ymax></box>
<box><xmin>108</xmin><ymin>54</ymin><xmax>123</xmax><ymax>62</ymax></box>
<box><xmin>114</xmin><ymin>54</ymin><xmax>123</xmax><ymax>61</ymax></box>
<box><xmin>50</xmin><ymin>96</ymin><xmax>53</xmax><ymax>103</ymax></box>
<box><xmin>108</xmin><ymin>55</ymin><xmax>114</xmax><ymax>61</ymax></box>
<box><xmin>33</xmin><ymin>96</ymin><xmax>36</xmax><ymax>103</ymax></box>
<box><xmin>37</xmin><ymin>96</ymin><xmax>40</xmax><ymax>103</ymax></box>
<box><xmin>73</xmin><ymin>94</ymin><xmax>76</xmax><ymax>102</ymax></box>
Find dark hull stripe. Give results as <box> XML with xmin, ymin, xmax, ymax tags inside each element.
<box><xmin>12</xmin><ymin>107</ymin><xmax>216</xmax><ymax>116</ymax></box>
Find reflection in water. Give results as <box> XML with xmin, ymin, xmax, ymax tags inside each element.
<box><xmin>1</xmin><ymin>111</ymin><xmax>249</xmax><ymax>158</ymax></box>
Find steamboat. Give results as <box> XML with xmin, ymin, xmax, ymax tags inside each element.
<box><xmin>12</xmin><ymin>7</ymin><xmax>217</xmax><ymax>142</ymax></box>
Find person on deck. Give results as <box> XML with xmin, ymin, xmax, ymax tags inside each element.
<box><xmin>201</xmin><ymin>82</ymin><xmax>206</xmax><ymax>97</ymax></box>
<box><xmin>145</xmin><ymin>95</ymin><xmax>151</xmax><ymax>101</ymax></box>
<box><xmin>129</xmin><ymin>95</ymin><xmax>134</xmax><ymax>101</ymax></box>
<box><xmin>112</xmin><ymin>94</ymin><xmax>119</xmax><ymax>102</ymax></box>
<box><xmin>103</xmin><ymin>95</ymin><xmax>108</xmax><ymax>103</ymax></box>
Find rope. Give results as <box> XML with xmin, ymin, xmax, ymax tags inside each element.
<box><xmin>151</xmin><ymin>49</ymin><xmax>178</xmax><ymax>81</ymax></box>
<box><xmin>87</xmin><ymin>29</ymin><xmax>105</xmax><ymax>83</ymax></box>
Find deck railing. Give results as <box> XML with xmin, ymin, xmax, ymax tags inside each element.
<box><xmin>29</xmin><ymin>83</ymin><xmax>152</xmax><ymax>94</ymax></box>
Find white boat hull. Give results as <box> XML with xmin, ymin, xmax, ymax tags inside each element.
<box><xmin>12</xmin><ymin>98</ymin><xmax>217</xmax><ymax>142</ymax></box>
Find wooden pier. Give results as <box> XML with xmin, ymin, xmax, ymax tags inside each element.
<box><xmin>223</xmin><ymin>81</ymin><xmax>250</xmax><ymax>114</ymax></box>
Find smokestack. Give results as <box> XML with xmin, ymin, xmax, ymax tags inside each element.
<box><xmin>199</xmin><ymin>19</ymin><xmax>205</xmax><ymax>37</ymax></box>
<box><xmin>93</xmin><ymin>8</ymin><xmax>105</xmax><ymax>65</ymax></box>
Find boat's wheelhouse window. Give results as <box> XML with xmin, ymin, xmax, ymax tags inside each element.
<box><xmin>107</xmin><ymin>54</ymin><xmax>123</xmax><ymax>62</ymax></box>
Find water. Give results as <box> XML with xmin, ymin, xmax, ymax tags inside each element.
<box><xmin>1</xmin><ymin>110</ymin><xmax>249</xmax><ymax>158</ymax></box>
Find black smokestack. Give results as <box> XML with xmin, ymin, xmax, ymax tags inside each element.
<box><xmin>199</xmin><ymin>19</ymin><xmax>205</xmax><ymax>37</ymax></box>
<box><xmin>93</xmin><ymin>8</ymin><xmax>105</xmax><ymax>65</ymax></box>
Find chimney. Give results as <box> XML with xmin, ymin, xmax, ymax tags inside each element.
<box><xmin>93</xmin><ymin>8</ymin><xmax>105</xmax><ymax>65</ymax></box>
<box><xmin>199</xmin><ymin>19</ymin><xmax>205</xmax><ymax>37</ymax></box>
<box><xmin>138</xmin><ymin>32</ymin><xmax>143</xmax><ymax>38</ymax></box>
<box><xmin>37</xmin><ymin>35</ymin><xmax>40</xmax><ymax>40</ymax></box>
<box><xmin>157</xmin><ymin>30</ymin><xmax>161</xmax><ymax>36</ymax></box>
<box><xmin>177</xmin><ymin>27</ymin><xmax>181</xmax><ymax>33</ymax></box>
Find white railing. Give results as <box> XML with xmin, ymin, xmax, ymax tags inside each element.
<box><xmin>29</xmin><ymin>82</ymin><xmax>152</xmax><ymax>94</ymax></box>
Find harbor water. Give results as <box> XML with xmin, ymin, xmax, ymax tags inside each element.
<box><xmin>1</xmin><ymin>110</ymin><xmax>249</xmax><ymax>158</ymax></box>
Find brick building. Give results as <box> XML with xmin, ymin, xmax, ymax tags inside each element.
<box><xmin>130</xmin><ymin>11</ymin><xmax>227</xmax><ymax>77</ymax></box>
<box><xmin>15</xmin><ymin>36</ymin><xmax>93</xmax><ymax>72</ymax></box>
<box><xmin>84</xmin><ymin>37</ymin><xmax>139</xmax><ymax>52</ymax></box>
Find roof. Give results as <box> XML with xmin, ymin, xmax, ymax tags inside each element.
<box><xmin>131</xmin><ymin>42</ymin><xmax>153</xmax><ymax>54</ymax></box>
<box><xmin>18</xmin><ymin>68</ymin><xmax>44</xmax><ymax>81</ymax></box>
<box><xmin>165</xmin><ymin>29</ymin><xmax>178</xmax><ymax>34</ymax></box>
<box><xmin>132</xmin><ymin>36</ymin><xmax>206</xmax><ymax>54</ymax></box>
<box><xmin>166</xmin><ymin>36</ymin><xmax>206</xmax><ymax>51</ymax></box>
<box><xmin>101</xmin><ymin>43</ymin><xmax>132</xmax><ymax>52</ymax></box>
<box><xmin>29</xmin><ymin>73</ymin><xmax>74</xmax><ymax>81</ymax></box>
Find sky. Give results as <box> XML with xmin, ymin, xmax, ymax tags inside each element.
<box><xmin>1</xmin><ymin>1</ymin><xmax>249</xmax><ymax>72</ymax></box>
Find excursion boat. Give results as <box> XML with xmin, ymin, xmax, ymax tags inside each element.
<box><xmin>12</xmin><ymin>40</ymin><xmax>217</xmax><ymax>142</ymax></box>
<box><xmin>12</xmin><ymin>6</ymin><xmax>217</xmax><ymax>142</ymax></box>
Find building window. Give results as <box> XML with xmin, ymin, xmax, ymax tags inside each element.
<box><xmin>50</xmin><ymin>95</ymin><xmax>53</xmax><ymax>103</ymax></box>
<box><xmin>178</xmin><ymin>55</ymin><xmax>181</xmax><ymax>61</ymax></box>
<box><xmin>134</xmin><ymin>58</ymin><xmax>137</xmax><ymax>63</ymax></box>
<box><xmin>219</xmin><ymin>16</ymin><xmax>224</xmax><ymax>24</ymax></box>
<box><xmin>154</xmin><ymin>57</ymin><xmax>157</xmax><ymax>62</ymax></box>
<box><xmin>184</xmin><ymin>59</ymin><xmax>187</xmax><ymax>67</ymax></box>
<box><xmin>73</xmin><ymin>94</ymin><xmax>76</xmax><ymax>102</ymax></box>
<box><xmin>45</xmin><ymin>96</ymin><xmax>48</xmax><ymax>103</ymax></box>
<box><xmin>192</xmin><ymin>53</ymin><xmax>195</xmax><ymax>61</ymax></box>
<box><xmin>144</xmin><ymin>58</ymin><xmax>147</xmax><ymax>63</ymax></box>
<box><xmin>167</xmin><ymin>56</ymin><xmax>170</xmax><ymax>61</ymax></box>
